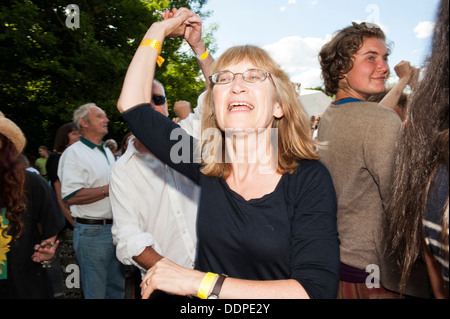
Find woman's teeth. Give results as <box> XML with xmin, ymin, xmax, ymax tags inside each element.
<box><xmin>228</xmin><ymin>102</ymin><xmax>255</xmax><ymax>111</ymax></box>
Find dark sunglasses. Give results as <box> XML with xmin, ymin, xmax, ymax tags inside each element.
<box><xmin>151</xmin><ymin>95</ymin><xmax>166</xmax><ymax>106</ymax></box>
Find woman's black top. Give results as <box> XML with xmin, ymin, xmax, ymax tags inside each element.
<box><xmin>123</xmin><ymin>104</ymin><xmax>340</xmax><ymax>298</ymax></box>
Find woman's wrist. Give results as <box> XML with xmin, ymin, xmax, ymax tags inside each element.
<box><xmin>398</xmin><ymin>76</ymin><xmax>410</xmax><ymax>85</ymax></box>
<box><xmin>40</xmin><ymin>256</ymin><xmax>55</xmax><ymax>268</ymax></box>
<box><xmin>186</xmin><ymin>270</ymin><xmax>209</xmax><ymax>298</ymax></box>
<box><xmin>191</xmin><ymin>42</ymin><xmax>206</xmax><ymax>55</ymax></box>
<box><xmin>197</xmin><ymin>272</ymin><xmax>218</xmax><ymax>298</ymax></box>
<box><xmin>192</xmin><ymin>44</ymin><xmax>209</xmax><ymax>61</ymax></box>
<box><xmin>144</xmin><ymin>23</ymin><xmax>166</xmax><ymax>42</ymax></box>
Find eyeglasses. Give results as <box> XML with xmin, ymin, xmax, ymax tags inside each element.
<box><xmin>210</xmin><ymin>69</ymin><xmax>271</xmax><ymax>85</ymax></box>
<box><xmin>151</xmin><ymin>95</ymin><xmax>166</xmax><ymax>105</ymax></box>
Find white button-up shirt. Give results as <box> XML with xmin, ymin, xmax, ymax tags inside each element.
<box><xmin>110</xmin><ymin>138</ymin><xmax>200</xmax><ymax>276</ymax></box>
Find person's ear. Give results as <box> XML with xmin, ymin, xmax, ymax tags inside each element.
<box><xmin>273</xmin><ymin>102</ymin><xmax>284</xmax><ymax>119</ymax></box>
<box><xmin>79</xmin><ymin>118</ymin><xmax>88</xmax><ymax>129</ymax></box>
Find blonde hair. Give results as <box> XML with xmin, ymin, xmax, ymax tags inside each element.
<box><xmin>200</xmin><ymin>45</ymin><xmax>318</xmax><ymax>178</ymax></box>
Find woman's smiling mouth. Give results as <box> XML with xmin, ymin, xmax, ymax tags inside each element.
<box><xmin>228</xmin><ymin>102</ymin><xmax>255</xmax><ymax>111</ymax></box>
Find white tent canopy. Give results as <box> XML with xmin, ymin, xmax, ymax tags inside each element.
<box><xmin>298</xmin><ymin>89</ymin><xmax>333</xmax><ymax>118</ymax></box>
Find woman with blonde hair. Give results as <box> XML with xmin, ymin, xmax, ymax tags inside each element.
<box><xmin>117</xmin><ymin>9</ymin><xmax>339</xmax><ymax>299</ymax></box>
<box><xmin>199</xmin><ymin>45</ymin><xmax>319</xmax><ymax>178</ymax></box>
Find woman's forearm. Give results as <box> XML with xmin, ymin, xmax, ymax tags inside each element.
<box><xmin>118</xmin><ymin>11</ymin><xmax>193</xmax><ymax>113</ymax></box>
<box><xmin>217</xmin><ymin>278</ymin><xmax>310</xmax><ymax>299</ymax></box>
<box><xmin>117</xmin><ymin>28</ymin><xmax>162</xmax><ymax>112</ymax></box>
<box><xmin>141</xmin><ymin>258</ymin><xmax>311</xmax><ymax>299</ymax></box>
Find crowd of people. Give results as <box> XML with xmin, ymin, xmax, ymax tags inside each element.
<box><xmin>0</xmin><ymin>0</ymin><xmax>448</xmax><ymax>299</ymax></box>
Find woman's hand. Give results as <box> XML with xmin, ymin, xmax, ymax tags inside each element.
<box><xmin>394</xmin><ymin>60</ymin><xmax>418</xmax><ymax>87</ymax></box>
<box><xmin>149</xmin><ymin>8</ymin><xmax>194</xmax><ymax>39</ymax></box>
<box><xmin>31</xmin><ymin>239</ymin><xmax>59</xmax><ymax>263</ymax></box>
<box><xmin>117</xmin><ymin>8</ymin><xmax>195</xmax><ymax>112</ymax></box>
<box><xmin>162</xmin><ymin>8</ymin><xmax>204</xmax><ymax>51</ymax></box>
<box><xmin>140</xmin><ymin>258</ymin><xmax>205</xmax><ymax>299</ymax></box>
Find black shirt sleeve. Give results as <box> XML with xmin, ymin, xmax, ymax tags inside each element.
<box><xmin>122</xmin><ymin>104</ymin><xmax>201</xmax><ymax>184</ymax></box>
<box><xmin>46</xmin><ymin>152</ymin><xmax>61</xmax><ymax>189</ymax></box>
<box><xmin>25</xmin><ymin>171</ymin><xmax>66</xmax><ymax>239</ymax></box>
<box><xmin>288</xmin><ymin>161</ymin><xmax>340</xmax><ymax>299</ymax></box>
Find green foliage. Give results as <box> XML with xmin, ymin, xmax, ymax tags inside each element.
<box><xmin>0</xmin><ymin>0</ymin><xmax>214</xmax><ymax>156</ymax></box>
<box><xmin>306</xmin><ymin>86</ymin><xmax>325</xmax><ymax>93</ymax></box>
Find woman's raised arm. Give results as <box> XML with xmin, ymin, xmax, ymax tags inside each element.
<box><xmin>117</xmin><ymin>9</ymin><xmax>194</xmax><ymax>113</ymax></box>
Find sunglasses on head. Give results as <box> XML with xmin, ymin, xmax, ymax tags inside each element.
<box><xmin>151</xmin><ymin>95</ymin><xmax>166</xmax><ymax>106</ymax></box>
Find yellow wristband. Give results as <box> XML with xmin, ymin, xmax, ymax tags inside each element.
<box><xmin>197</xmin><ymin>272</ymin><xmax>217</xmax><ymax>299</ymax></box>
<box><xmin>196</xmin><ymin>49</ymin><xmax>209</xmax><ymax>60</ymax></box>
<box><xmin>139</xmin><ymin>38</ymin><xmax>165</xmax><ymax>67</ymax></box>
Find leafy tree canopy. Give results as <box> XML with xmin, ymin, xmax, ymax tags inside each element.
<box><xmin>0</xmin><ymin>0</ymin><xmax>216</xmax><ymax>157</ymax></box>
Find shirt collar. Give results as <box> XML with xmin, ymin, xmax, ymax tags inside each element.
<box><xmin>80</xmin><ymin>136</ymin><xmax>111</xmax><ymax>164</ymax></box>
<box><xmin>334</xmin><ymin>97</ymin><xmax>364</xmax><ymax>105</ymax></box>
<box><xmin>80</xmin><ymin>136</ymin><xmax>105</xmax><ymax>149</ymax></box>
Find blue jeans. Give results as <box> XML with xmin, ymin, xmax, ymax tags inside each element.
<box><xmin>73</xmin><ymin>222</ymin><xmax>126</xmax><ymax>299</ymax></box>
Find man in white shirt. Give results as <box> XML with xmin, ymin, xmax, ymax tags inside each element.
<box><xmin>110</xmin><ymin>81</ymin><xmax>207</xmax><ymax>302</ymax></box>
<box><xmin>110</xmin><ymin>81</ymin><xmax>202</xmax><ymax>286</ymax></box>
<box><xmin>110</xmin><ymin>12</ymin><xmax>211</xmax><ymax>297</ymax></box>
<box><xmin>58</xmin><ymin>103</ymin><xmax>126</xmax><ymax>299</ymax></box>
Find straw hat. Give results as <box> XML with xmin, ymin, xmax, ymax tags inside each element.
<box><xmin>0</xmin><ymin>111</ymin><xmax>26</xmax><ymax>154</ymax></box>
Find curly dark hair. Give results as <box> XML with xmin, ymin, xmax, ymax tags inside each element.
<box><xmin>0</xmin><ymin>134</ymin><xmax>26</xmax><ymax>241</ymax></box>
<box><xmin>319</xmin><ymin>22</ymin><xmax>389</xmax><ymax>96</ymax></box>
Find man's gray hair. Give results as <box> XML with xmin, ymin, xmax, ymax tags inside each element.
<box><xmin>73</xmin><ymin>103</ymin><xmax>96</xmax><ymax>130</ymax></box>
